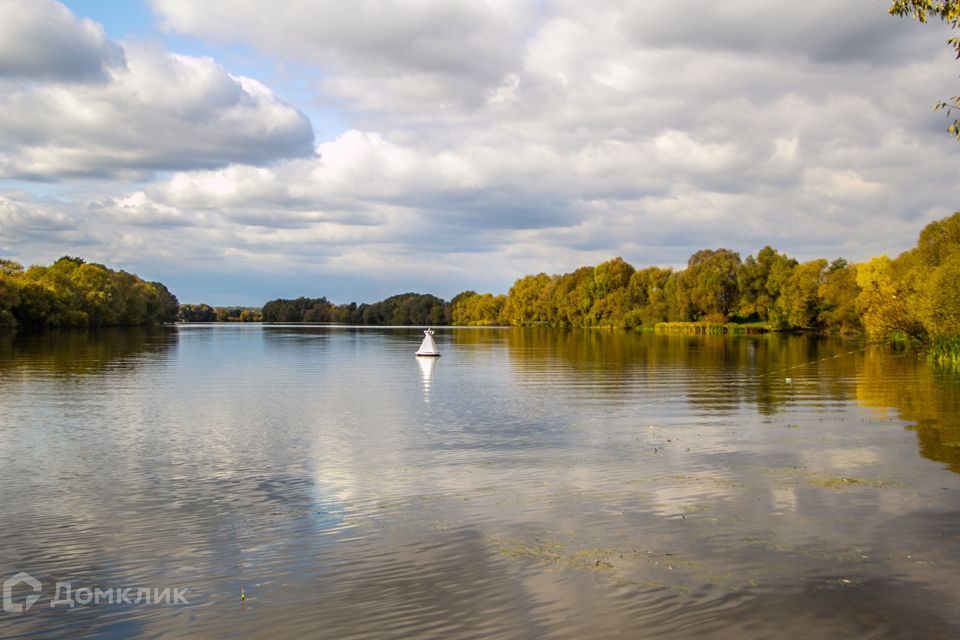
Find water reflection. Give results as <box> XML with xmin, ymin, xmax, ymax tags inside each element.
<box><xmin>856</xmin><ymin>346</ymin><xmax>960</xmax><ymax>472</ymax></box>
<box><xmin>417</xmin><ymin>355</ymin><xmax>435</xmax><ymax>403</ymax></box>
<box><xmin>0</xmin><ymin>326</ymin><xmax>958</xmax><ymax>639</ymax></box>
<box><xmin>454</xmin><ymin>329</ymin><xmax>957</xmax><ymax>472</ymax></box>
<box><xmin>0</xmin><ymin>326</ymin><xmax>177</xmax><ymax>376</ymax></box>
<box><xmin>453</xmin><ymin>328</ymin><xmax>862</xmax><ymax>414</ymax></box>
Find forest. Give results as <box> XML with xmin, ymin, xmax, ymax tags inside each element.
<box><xmin>179</xmin><ymin>304</ymin><xmax>262</xmax><ymax>322</ymax></box>
<box><xmin>261</xmin><ymin>292</ymin><xmax>450</xmax><ymax>326</ymax></box>
<box><xmin>261</xmin><ymin>211</ymin><xmax>959</xmax><ymax>355</ymax></box>
<box><xmin>0</xmin><ymin>256</ymin><xmax>179</xmax><ymax>330</ymax></box>
<box><xmin>451</xmin><ymin>211</ymin><xmax>960</xmax><ymax>346</ymax></box>
<box><xmin>4</xmin><ymin>212</ymin><xmax>959</xmax><ymax>360</ymax></box>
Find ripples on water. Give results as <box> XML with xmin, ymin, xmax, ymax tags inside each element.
<box><xmin>0</xmin><ymin>326</ymin><xmax>959</xmax><ymax>639</ymax></box>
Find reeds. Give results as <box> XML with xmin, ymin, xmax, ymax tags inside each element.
<box><xmin>929</xmin><ymin>334</ymin><xmax>960</xmax><ymax>368</ymax></box>
<box><xmin>654</xmin><ymin>322</ymin><xmax>768</xmax><ymax>335</ymax></box>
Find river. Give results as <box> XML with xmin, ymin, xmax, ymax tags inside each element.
<box><xmin>1</xmin><ymin>325</ymin><xmax>958</xmax><ymax>638</ymax></box>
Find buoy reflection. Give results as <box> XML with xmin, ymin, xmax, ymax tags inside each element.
<box><xmin>417</xmin><ymin>355</ymin><xmax>435</xmax><ymax>403</ymax></box>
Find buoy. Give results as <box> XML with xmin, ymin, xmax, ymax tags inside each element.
<box><xmin>241</xmin><ymin>586</ymin><xmax>245</xmax><ymax>606</ymax></box>
<box><xmin>416</xmin><ymin>328</ymin><xmax>440</xmax><ymax>357</ymax></box>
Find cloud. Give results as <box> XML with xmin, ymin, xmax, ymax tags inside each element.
<box><xmin>3</xmin><ymin>1</ymin><xmax>960</xmax><ymax>304</ymax></box>
<box><xmin>0</xmin><ymin>2</ymin><xmax>314</xmax><ymax>179</ymax></box>
<box><xmin>151</xmin><ymin>0</ymin><xmax>538</xmax><ymax>110</ymax></box>
<box><xmin>0</xmin><ymin>0</ymin><xmax>125</xmax><ymax>81</ymax></box>
<box><xmin>617</xmin><ymin>0</ymin><xmax>939</xmax><ymax>64</ymax></box>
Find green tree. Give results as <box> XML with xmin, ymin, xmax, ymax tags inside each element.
<box><xmin>587</xmin><ymin>257</ymin><xmax>635</xmax><ymax>326</ymax></box>
<box><xmin>0</xmin><ymin>259</ymin><xmax>22</xmax><ymax>329</ymax></box>
<box><xmin>626</xmin><ymin>266</ymin><xmax>672</xmax><ymax>327</ymax></box>
<box><xmin>592</xmin><ymin>257</ymin><xmax>634</xmax><ymax>298</ymax></box>
<box><xmin>179</xmin><ymin>303</ymin><xmax>218</xmax><ymax>322</ymax></box>
<box><xmin>737</xmin><ymin>247</ymin><xmax>797</xmax><ymax>322</ymax></box>
<box><xmin>889</xmin><ymin>0</ymin><xmax>960</xmax><ymax>138</ymax></box>
<box><xmin>72</xmin><ymin>262</ymin><xmax>121</xmax><ymax>326</ymax></box>
<box><xmin>677</xmin><ymin>249</ymin><xmax>741</xmax><ymax>321</ymax></box>
<box><xmin>817</xmin><ymin>259</ymin><xmax>862</xmax><ymax>334</ymax></box>
<box><xmin>777</xmin><ymin>259</ymin><xmax>827</xmax><ymax>330</ymax></box>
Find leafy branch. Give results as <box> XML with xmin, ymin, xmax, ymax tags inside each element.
<box><xmin>889</xmin><ymin>1</ymin><xmax>960</xmax><ymax>138</ymax></box>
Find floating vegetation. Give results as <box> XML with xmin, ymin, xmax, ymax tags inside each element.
<box><xmin>807</xmin><ymin>474</ymin><xmax>905</xmax><ymax>489</ymax></box>
<box><xmin>493</xmin><ymin>536</ymin><xmax>620</xmax><ymax>572</ymax></box>
<box><xmin>759</xmin><ymin>466</ymin><xmax>907</xmax><ymax>489</ymax></box>
<box><xmin>683</xmin><ymin>503</ymin><xmax>711</xmax><ymax>513</ymax></box>
<box><xmin>744</xmin><ymin>536</ymin><xmax>867</xmax><ymax>563</ymax></box>
<box><xmin>492</xmin><ymin>534</ymin><xmax>775</xmax><ymax>594</ymax></box>
<box><xmin>642</xmin><ymin>474</ymin><xmax>745</xmax><ymax>490</ymax></box>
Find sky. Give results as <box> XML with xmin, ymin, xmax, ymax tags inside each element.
<box><xmin>0</xmin><ymin>0</ymin><xmax>958</xmax><ymax>305</ymax></box>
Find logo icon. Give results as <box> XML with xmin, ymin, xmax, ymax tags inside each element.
<box><xmin>3</xmin><ymin>572</ymin><xmax>41</xmax><ymax>614</ymax></box>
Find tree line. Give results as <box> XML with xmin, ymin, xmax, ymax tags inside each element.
<box><xmin>0</xmin><ymin>256</ymin><xmax>179</xmax><ymax>330</ymax></box>
<box><xmin>261</xmin><ymin>292</ymin><xmax>450</xmax><ymax>326</ymax></box>
<box><xmin>179</xmin><ymin>304</ymin><xmax>261</xmax><ymax>322</ymax></box>
<box><xmin>259</xmin><ymin>211</ymin><xmax>959</xmax><ymax>347</ymax></box>
<box><xmin>6</xmin><ymin>211</ymin><xmax>957</xmax><ymax>348</ymax></box>
<box><xmin>452</xmin><ymin>211</ymin><xmax>960</xmax><ymax>345</ymax></box>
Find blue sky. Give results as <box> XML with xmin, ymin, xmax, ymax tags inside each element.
<box><xmin>62</xmin><ymin>0</ymin><xmax>349</xmax><ymax>140</ymax></box>
<box><xmin>1</xmin><ymin>0</ymin><xmax>959</xmax><ymax>304</ymax></box>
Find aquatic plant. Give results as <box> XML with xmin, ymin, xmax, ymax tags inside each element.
<box><xmin>929</xmin><ymin>334</ymin><xmax>960</xmax><ymax>368</ymax></box>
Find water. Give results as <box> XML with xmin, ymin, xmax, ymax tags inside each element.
<box><xmin>1</xmin><ymin>325</ymin><xmax>958</xmax><ymax>639</ymax></box>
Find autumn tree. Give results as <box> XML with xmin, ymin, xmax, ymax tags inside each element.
<box><xmin>908</xmin><ymin>211</ymin><xmax>960</xmax><ymax>335</ymax></box>
<box><xmin>625</xmin><ymin>266</ymin><xmax>673</xmax><ymax>327</ymax></box>
<box><xmin>502</xmin><ymin>273</ymin><xmax>553</xmax><ymax>325</ymax></box>
<box><xmin>0</xmin><ymin>256</ymin><xmax>178</xmax><ymax>329</ymax></box>
<box><xmin>677</xmin><ymin>249</ymin><xmax>742</xmax><ymax>321</ymax></box>
<box><xmin>857</xmin><ymin>255</ymin><xmax>924</xmax><ymax>340</ymax></box>
<box><xmin>0</xmin><ymin>259</ymin><xmax>23</xmax><ymax>329</ymax></box>
<box><xmin>777</xmin><ymin>259</ymin><xmax>827</xmax><ymax>330</ymax></box>
<box><xmin>817</xmin><ymin>259</ymin><xmax>862</xmax><ymax>334</ymax></box>
<box><xmin>737</xmin><ymin>246</ymin><xmax>797</xmax><ymax>323</ymax></box>
<box><xmin>452</xmin><ymin>291</ymin><xmax>506</xmax><ymax>325</ymax></box>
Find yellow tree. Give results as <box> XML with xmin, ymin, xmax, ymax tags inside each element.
<box><xmin>817</xmin><ymin>259</ymin><xmax>862</xmax><ymax>334</ymax></box>
<box><xmin>919</xmin><ymin>251</ymin><xmax>960</xmax><ymax>334</ymax></box>
<box><xmin>856</xmin><ymin>255</ymin><xmax>924</xmax><ymax>340</ymax></box>
<box><xmin>910</xmin><ymin>211</ymin><xmax>960</xmax><ymax>335</ymax></box>
<box><xmin>777</xmin><ymin>259</ymin><xmax>827</xmax><ymax>329</ymax></box>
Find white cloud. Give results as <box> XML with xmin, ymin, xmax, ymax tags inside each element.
<box><xmin>0</xmin><ymin>0</ymin><xmax>125</xmax><ymax>81</ymax></box>
<box><xmin>0</xmin><ymin>3</ymin><xmax>314</xmax><ymax>179</ymax></box>
<box><xmin>151</xmin><ymin>0</ymin><xmax>538</xmax><ymax>110</ymax></box>
<box><xmin>618</xmin><ymin>0</ymin><xmax>943</xmax><ymax>63</ymax></box>
<box><xmin>2</xmin><ymin>0</ymin><xmax>960</xmax><ymax>304</ymax></box>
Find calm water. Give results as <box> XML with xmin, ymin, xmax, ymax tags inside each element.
<box><xmin>1</xmin><ymin>325</ymin><xmax>959</xmax><ymax>639</ymax></box>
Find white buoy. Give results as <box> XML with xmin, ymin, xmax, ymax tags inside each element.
<box><xmin>416</xmin><ymin>328</ymin><xmax>440</xmax><ymax>357</ymax></box>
